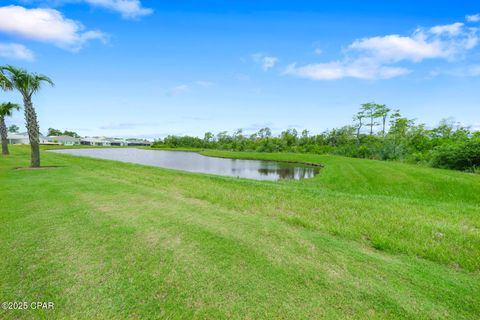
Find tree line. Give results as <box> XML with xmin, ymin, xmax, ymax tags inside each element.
<box><xmin>153</xmin><ymin>104</ymin><xmax>480</xmax><ymax>172</ymax></box>
<box><xmin>47</xmin><ymin>128</ymin><xmax>80</xmax><ymax>138</ymax></box>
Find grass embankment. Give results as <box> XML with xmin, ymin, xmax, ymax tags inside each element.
<box><xmin>1</xmin><ymin>145</ymin><xmax>479</xmax><ymax>319</ymax></box>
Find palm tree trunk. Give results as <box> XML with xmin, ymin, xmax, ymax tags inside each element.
<box><xmin>0</xmin><ymin>116</ymin><xmax>9</xmax><ymax>155</ymax></box>
<box><xmin>23</xmin><ymin>97</ymin><xmax>40</xmax><ymax>167</ymax></box>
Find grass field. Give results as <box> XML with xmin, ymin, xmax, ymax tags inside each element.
<box><xmin>1</xmin><ymin>145</ymin><xmax>479</xmax><ymax>319</ymax></box>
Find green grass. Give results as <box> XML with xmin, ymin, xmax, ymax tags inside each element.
<box><xmin>1</xmin><ymin>145</ymin><xmax>479</xmax><ymax>319</ymax></box>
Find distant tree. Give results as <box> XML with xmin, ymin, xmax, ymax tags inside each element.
<box><xmin>233</xmin><ymin>128</ymin><xmax>244</xmax><ymax>139</ymax></box>
<box><xmin>376</xmin><ymin>104</ymin><xmax>391</xmax><ymax>136</ymax></box>
<box><xmin>8</xmin><ymin>124</ymin><xmax>19</xmax><ymax>133</ymax></box>
<box><xmin>327</xmin><ymin>125</ymin><xmax>356</xmax><ymax>146</ymax></box>
<box><xmin>47</xmin><ymin>128</ymin><xmax>80</xmax><ymax>138</ymax></box>
<box><xmin>1</xmin><ymin>65</ymin><xmax>54</xmax><ymax>167</ymax></box>
<box><xmin>63</xmin><ymin>130</ymin><xmax>80</xmax><ymax>138</ymax></box>
<box><xmin>360</xmin><ymin>102</ymin><xmax>380</xmax><ymax>135</ymax></box>
<box><xmin>204</xmin><ymin>132</ymin><xmax>214</xmax><ymax>142</ymax></box>
<box><xmin>47</xmin><ymin>128</ymin><xmax>62</xmax><ymax>136</ymax></box>
<box><xmin>353</xmin><ymin>110</ymin><xmax>365</xmax><ymax>139</ymax></box>
<box><xmin>0</xmin><ymin>102</ymin><xmax>21</xmax><ymax>155</ymax></box>
<box><xmin>257</xmin><ymin>127</ymin><xmax>272</xmax><ymax>139</ymax></box>
<box><xmin>280</xmin><ymin>129</ymin><xmax>298</xmax><ymax>146</ymax></box>
<box><xmin>299</xmin><ymin>129</ymin><xmax>310</xmax><ymax>146</ymax></box>
<box><xmin>387</xmin><ymin>110</ymin><xmax>415</xmax><ymax>158</ymax></box>
<box><xmin>216</xmin><ymin>131</ymin><xmax>231</xmax><ymax>143</ymax></box>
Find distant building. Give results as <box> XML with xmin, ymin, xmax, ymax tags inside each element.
<box><xmin>7</xmin><ymin>132</ymin><xmax>49</xmax><ymax>145</ymax></box>
<box><xmin>47</xmin><ymin>135</ymin><xmax>81</xmax><ymax>146</ymax></box>
<box><xmin>6</xmin><ymin>132</ymin><xmax>29</xmax><ymax>144</ymax></box>
<box><xmin>80</xmin><ymin>137</ymin><xmax>151</xmax><ymax>147</ymax></box>
<box><xmin>125</xmin><ymin>138</ymin><xmax>152</xmax><ymax>146</ymax></box>
<box><xmin>104</xmin><ymin>138</ymin><xmax>128</xmax><ymax>146</ymax></box>
<box><xmin>80</xmin><ymin>137</ymin><xmax>112</xmax><ymax>146</ymax></box>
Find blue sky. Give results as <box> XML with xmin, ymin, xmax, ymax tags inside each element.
<box><xmin>0</xmin><ymin>0</ymin><xmax>479</xmax><ymax>138</ymax></box>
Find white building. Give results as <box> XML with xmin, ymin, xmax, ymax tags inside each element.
<box><xmin>105</xmin><ymin>138</ymin><xmax>128</xmax><ymax>146</ymax></box>
<box><xmin>7</xmin><ymin>133</ymin><xmax>29</xmax><ymax>144</ymax></box>
<box><xmin>7</xmin><ymin>132</ymin><xmax>49</xmax><ymax>144</ymax></box>
<box><xmin>80</xmin><ymin>137</ymin><xmax>112</xmax><ymax>146</ymax></box>
<box><xmin>125</xmin><ymin>138</ymin><xmax>152</xmax><ymax>146</ymax></box>
<box><xmin>47</xmin><ymin>135</ymin><xmax>81</xmax><ymax>146</ymax></box>
<box><xmin>80</xmin><ymin>137</ymin><xmax>151</xmax><ymax>146</ymax></box>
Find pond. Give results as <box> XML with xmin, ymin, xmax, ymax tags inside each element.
<box><xmin>49</xmin><ymin>148</ymin><xmax>321</xmax><ymax>181</ymax></box>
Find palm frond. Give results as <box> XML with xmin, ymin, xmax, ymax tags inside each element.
<box><xmin>36</xmin><ymin>74</ymin><xmax>54</xmax><ymax>87</ymax></box>
<box><xmin>30</xmin><ymin>74</ymin><xmax>55</xmax><ymax>95</ymax></box>
<box><xmin>0</xmin><ymin>73</ymin><xmax>12</xmax><ymax>91</ymax></box>
<box><xmin>0</xmin><ymin>102</ymin><xmax>21</xmax><ymax>117</ymax></box>
<box><xmin>0</xmin><ymin>65</ymin><xmax>54</xmax><ymax>97</ymax></box>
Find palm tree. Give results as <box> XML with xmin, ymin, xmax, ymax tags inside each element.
<box><xmin>1</xmin><ymin>66</ymin><xmax>54</xmax><ymax>167</ymax></box>
<box><xmin>0</xmin><ymin>102</ymin><xmax>21</xmax><ymax>155</ymax></box>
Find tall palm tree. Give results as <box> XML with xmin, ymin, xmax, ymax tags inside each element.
<box><xmin>1</xmin><ymin>66</ymin><xmax>54</xmax><ymax>167</ymax></box>
<box><xmin>0</xmin><ymin>102</ymin><xmax>21</xmax><ymax>155</ymax></box>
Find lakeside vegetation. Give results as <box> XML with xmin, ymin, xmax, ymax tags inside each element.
<box><xmin>153</xmin><ymin>103</ymin><xmax>480</xmax><ymax>172</ymax></box>
<box><xmin>1</xmin><ymin>145</ymin><xmax>479</xmax><ymax>319</ymax></box>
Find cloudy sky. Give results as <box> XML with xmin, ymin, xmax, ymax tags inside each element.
<box><xmin>0</xmin><ymin>0</ymin><xmax>479</xmax><ymax>138</ymax></box>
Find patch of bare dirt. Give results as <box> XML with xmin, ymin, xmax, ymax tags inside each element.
<box><xmin>14</xmin><ymin>166</ymin><xmax>60</xmax><ymax>171</ymax></box>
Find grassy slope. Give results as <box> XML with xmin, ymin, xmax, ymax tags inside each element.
<box><xmin>0</xmin><ymin>145</ymin><xmax>479</xmax><ymax>319</ymax></box>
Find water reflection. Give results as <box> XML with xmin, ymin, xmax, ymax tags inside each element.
<box><xmin>257</xmin><ymin>166</ymin><xmax>319</xmax><ymax>180</ymax></box>
<box><xmin>49</xmin><ymin>148</ymin><xmax>320</xmax><ymax>181</ymax></box>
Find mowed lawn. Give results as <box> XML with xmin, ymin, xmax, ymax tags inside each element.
<box><xmin>1</xmin><ymin>146</ymin><xmax>479</xmax><ymax>319</ymax></box>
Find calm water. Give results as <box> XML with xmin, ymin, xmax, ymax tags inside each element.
<box><xmin>49</xmin><ymin>148</ymin><xmax>320</xmax><ymax>181</ymax></box>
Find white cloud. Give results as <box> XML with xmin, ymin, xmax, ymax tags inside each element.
<box><xmin>466</xmin><ymin>14</ymin><xmax>480</xmax><ymax>23</ymax></box>
<box><xmin>350</xmin><ymin>24</ymin><xmax>477</xmax><ymax>63</ymax></box>
<box><xmin>349</xmin><ymin>33</ymin><xmax>445</xmax><ymax>62</ymax></box>
<box><xmin>251</xmin><ymin>53</ymin><xmax>279</xmax><ymax>70</ymax></box>
<box><xmin>314</xmin><ymin>48</ymin><xmax>323</xmax><ymax>55</ymax></box>
<box><xmin>430</xmin><ymin>22</ymin><xmax>464</xmax><ymax>36</ymax></box>
<box><xmin>168</xmin><ymin>84</ymin><xmax>189</xmax><ymax>96</ymax></box>
<box><xmin>285</xmin><ymin>59</ymin><xmax>410</xmax><ymax>80</ymax></box>
<box><xmin>83</xmin><ymin>0</ymin><xmax>152</xmax><ymax>19</ymax></box>
<box><xmin>0</xmin><ymin>43</ymin><xmax>34</xmax><ymax>61</ymax></box>
<box><xmin>285</xmin><ymin>20</ymin><xmax>479</xmax><ymax>81</ymax></box>
<box><xmin>0</xmin><ymin>5</ymin><xmax>107</xmax><ymax>51</ymax></box>
<box><xmin>21</xmin><ymin>0</ymin><xmax>152</xmax><ymax>19</ymax></box>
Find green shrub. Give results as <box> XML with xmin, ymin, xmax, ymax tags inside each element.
<box><xmin>431</xmin><ymin>141</ymin><xmax>480</xmax><ymax>171</ymax></box>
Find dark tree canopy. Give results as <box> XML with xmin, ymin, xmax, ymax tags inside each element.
<box><xmin>8</xmin><ymin>124</ymin><xmax>19</xmax><ymax>133</ymax></box>
<box><xmin>47</xmin><ymin>128</ymin><xmax>80</xmax><ymax>138</ymax></box>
